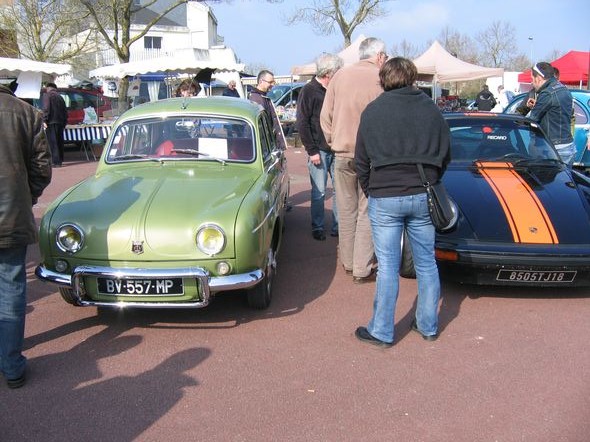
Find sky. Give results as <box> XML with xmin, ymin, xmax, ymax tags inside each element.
<box><xmin>209</xmin><ymin>0</ymin><xmax>590</xmax><ymax>75</ymax></box>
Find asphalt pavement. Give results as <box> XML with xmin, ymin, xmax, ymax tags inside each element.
<box><xmin>1</xmin><ymin>142</ymin><xmax>588</xmax><ymax>442</ymax></box>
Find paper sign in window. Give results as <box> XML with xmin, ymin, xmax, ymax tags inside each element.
<box><xmin>199</xmin><ymin>137</ymin><xmax>228</xmax><ymax>159</ymax></box>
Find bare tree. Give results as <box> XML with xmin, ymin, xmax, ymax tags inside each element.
<box><xmin>390</xmin><ymin>39</ymin><xmax>423</xmax><ymax>60</ymax></box>
<box><xmin>284</xmin><ymin>0</ymin><xmax>392</xmax><ymax>47</ymax></box>
<box><xmin>475</xmin><ymin>20</ymin><xmax>517</xmax><ymax>68</ymax></box>
<box><xmin>436</xmin><ymin>27</ymin><xmax>479</xmax><ymax>64</ymax></box>
<box><xmin>507</xmin><ymin>53</ymin><xmax>531</xmax><ymax>72</ymax></box>
<box><xmin>543</xmin><ymin>48</ymin><xmax>565</xmax><ymax>63</ymax></box>
<box><xmin>78</xmin><ymin>0</ymin><xmax>195</xmax><ymax>108</ymax></box>
<box><xmin>0</xmin><ymin>0</ymin><xmax>93</xmax><ymax>63</ymax></box>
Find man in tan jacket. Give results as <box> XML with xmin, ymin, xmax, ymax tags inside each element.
<box><xmin>320</xmin><ymin>37</ymin><xmax>387</xmax><ymax>283</ymax></box>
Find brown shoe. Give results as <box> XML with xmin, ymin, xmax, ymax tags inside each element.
<box><xmin>352</xmin><ymin>269</ymin><xmax>376</xmax><ymax>284</ymax></box>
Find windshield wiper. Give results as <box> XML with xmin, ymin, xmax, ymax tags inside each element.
<box><xmin>171</xmin><ymin>148</ymin><xmax>226</xmax><ymax>165</ymax></box>
<box><xmin>112</xmin><ymin>154</ymin><xmax>162</xmax><ymax>162</ymax></box>
<box><xmin>513</xmin><ymin>157</ymin><xmax>564</xmax><ymax>166</ymax></box>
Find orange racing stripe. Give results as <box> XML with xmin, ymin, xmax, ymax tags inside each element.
<box><xmin>476</xmin><ymin>162</ymin><xmax>558</xmax><ymax>244</ymax></box>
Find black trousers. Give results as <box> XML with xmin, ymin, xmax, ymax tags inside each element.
<box><xmin>46</xmin><ymin>123</ymin><xmax>65</xmax><ymax>166</ymax></box>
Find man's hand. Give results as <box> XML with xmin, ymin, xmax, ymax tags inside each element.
<box><xmin>526</xmin><ymin>98</ymin><xmax>536</xmax><ymax>109</ymax></box>
<box><xmin>309</xmin><ymin>153</ymin><xmax>321</xmax><ymax>166</ymax></box>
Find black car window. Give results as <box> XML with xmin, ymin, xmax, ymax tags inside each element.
<box><xmin>258</xmin><ymin>113</ymin><xmax>273</xmax><ymax>159</ymax></box>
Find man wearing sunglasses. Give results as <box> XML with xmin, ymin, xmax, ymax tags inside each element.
<box><xmin>248</xmin><ymin>70</ymin><xmax>287</xmax><ymax>150</ymax></box>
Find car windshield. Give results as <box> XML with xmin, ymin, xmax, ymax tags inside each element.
<box><xmin>266</xmin><ymin>84</ymin><xmax>295</xmax><ymax>104</ymax></box>
<box><xmin>447</xmin><ymin>118</ymin><xmax>561</xmax><ymax>163</ymax></box>
<box><xmin>106</xmin><ymin>116</ymin><xmax>255</xmax><ymax>163</ymax></box>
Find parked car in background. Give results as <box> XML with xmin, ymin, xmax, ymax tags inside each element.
<box><xmin>401</xmin><ymin>113</ymin><xmax>590</xmax><ymax>286</ymax></box>
<box><xmin>503</xmin><ymin>89</ymin><xmax>590</xmax><ymax>173</ymax></box>
<box><xmin>35</xmin><ymin>87</ymin><xmax>113</xmax><ymax>125</ymax></box>
<box><xmin>35</xmin><ymin>97</ymin><xmax>290</xmax><ymax>310</ymax></box>
<box><xmin>267</xmin><ymin>82</ymin><xmax>306</xmax><ymax>122</ymax></box>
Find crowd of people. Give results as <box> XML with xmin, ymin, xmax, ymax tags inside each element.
<box><xmin>296</xmin><ymin>37</ymin><xmax>447</xmax><ymax>347</ymax></box>
<box><xmin>0</xmin><ymin>36</ymin><xmax>578</xmax><ymax>389</ymax></box>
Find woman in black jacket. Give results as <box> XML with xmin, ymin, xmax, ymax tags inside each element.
<box><xmin>354</xmin><ymin>57</ymin><xmax>450</xmax><ymax>347</ymax></box>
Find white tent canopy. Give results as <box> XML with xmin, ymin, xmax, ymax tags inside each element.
<box><xmin>89</xmin><ymin>48</ymin><xmax>244</xmax><ymax>79</ymax></box>
<box><xmin>0</xmin><ymin>57</ymin><xmax>72</xmax><ymax>76</ymax></box>
<box><xmin>413</xmin><ymin>41</ymin><xmax>504</xmax><ymax>83</ymax></box>
<box><xmin>291</xmin><ymin>34</ymin><xmax>367</xmax><ymax>76</ymax></box>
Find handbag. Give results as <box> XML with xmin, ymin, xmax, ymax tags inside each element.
<box><xmin>417</xmin><ymin>164</ymin><xmax>457</xmax><ymax>232</ymax></box>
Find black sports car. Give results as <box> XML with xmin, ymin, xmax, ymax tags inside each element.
<box><xmin>402</xmin><ymin>113</ymin><xmax>590</xmax><ymax>286</ymax></box>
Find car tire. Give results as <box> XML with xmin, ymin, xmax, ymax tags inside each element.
<box><xmin>247</xmin><ymin>248</ymin><xmax>276</xmax><ymax>309</ymax></box>
<box><xmin>399</xmin><ymin>228</ymin><xmax>416</xmax><ymax>279</ymax></box>
<box><xmin>59</xmin><ymin>287</ymin><xmax>78</xmax><ymax>305</ymax></box>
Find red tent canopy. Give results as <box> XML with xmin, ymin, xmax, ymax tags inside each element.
<box><xmin>518</xmin><ymin>51</ymin><xmax>589</xmax><ymax>86</ymax></box>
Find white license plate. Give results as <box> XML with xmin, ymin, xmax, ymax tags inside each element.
<box><xmin>496</xmin><ymin>270</ymin><xmax>576</xmax><ymax>283</ymax></box>
<box><xmin>97</xmin><ymin>278</ymin><xmax>184</xmax><ymax>295</ymax></box>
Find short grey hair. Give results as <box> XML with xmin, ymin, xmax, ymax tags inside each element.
<box><xmin>359</xmin><ymin>37</ymin><xmax>386</xmax><ymax>60</ymax></box>
<box><xmin>315</xmin><ymin>53</ymin><xmax>343</xmax><ymax>78</ymax></box>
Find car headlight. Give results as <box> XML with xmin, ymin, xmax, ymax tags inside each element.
<box><xmin>56</xmin><ymin>223</ymin><xmax>85</xmax><ymax>253</ymax></box>
<box><xmin>196</xmin><ymin>224</ymin><xmax>226</xmax><ymax>256</ymax></box>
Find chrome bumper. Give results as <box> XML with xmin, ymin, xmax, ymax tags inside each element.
<box><xmin>35</xmin><ymin>264</ymin><xmax>264</xmax><ymax>309</ymax></box>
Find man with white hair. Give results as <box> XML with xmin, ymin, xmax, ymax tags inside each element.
<box><xmin>320</xmin><ymin>37</ymin><xmax>387</xmax><ymax>283</ymax></box>
<box><xmin>297</xmin><ymin>52</ymin><xmax>343</xmax><ymax>241</ymax></box>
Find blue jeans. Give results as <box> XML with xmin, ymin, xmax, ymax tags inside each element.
<box><xmin>0</xmin><ymin>246</ymin><xmax>28</xmax><ymax>379</ymax></box>
<box><xmin>367</xmin><ymin>193</ymin><xmax>440</xmax><ymax>343</ymax></box>
<box><xmin>308</xmin><ymin>150</ymin><xmax>338</xmax><ymax>235</ymax></box>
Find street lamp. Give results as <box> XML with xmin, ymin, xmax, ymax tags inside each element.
<box><xmin>528</xmin><ymin>36</ymin><xmax>534</xmax><ymax>63</ymax></box>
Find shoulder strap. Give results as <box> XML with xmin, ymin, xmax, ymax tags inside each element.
<box><xmin>417</xmin><ymin>163</ymin><xmax>429</xmax><ymax>185</ymax></box>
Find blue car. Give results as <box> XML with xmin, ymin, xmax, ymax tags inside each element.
<box><xmin>504</xmin><ymin>89</ymin><xmax>590</xmax><ymax>173</ymax></box>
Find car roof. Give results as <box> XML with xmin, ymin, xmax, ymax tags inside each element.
<box><xmin>118</xmin><ymin>96</ymin><xmax>263</xmax><ymax>122</ymax></box>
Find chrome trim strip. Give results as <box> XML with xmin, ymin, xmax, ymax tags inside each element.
<box><xmin>252</xmin><ymin>204</ymin><xmax>275</xmax><ymax>234</ymax></box>
<box><xmin>35</xmin><ymin>265</ymin><xmax>264</xmax><ymax>308</ymax></box>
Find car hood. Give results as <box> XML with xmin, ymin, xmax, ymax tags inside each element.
<box><xmin>443</xmin><ymin>162</ymin><xmax>590</xmax><ymax>245</ymax></box>
<box><xmin>50</xmin><ymin>164</ymin><xmax>260</xmax><ymax>259</ymax></box>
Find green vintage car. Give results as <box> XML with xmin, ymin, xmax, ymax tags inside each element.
<box><xmin>36</xmin><ymin>97</ymin><xmax>290</xmax><ymax>309</ymax></box>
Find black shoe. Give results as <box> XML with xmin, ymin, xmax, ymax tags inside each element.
<box><xmin>7</xmin><ymin>373</ymin><xmax>26</xmax><ymax>389</ymax></box>
<box><xmin>312</xmin><ymin>230</ymin><xmax>326</xmax><ymax>241</ymax></box>
<box><xmin>330</xmin><ymin>231</ymin><xmax>339</xmax><ymax>237</ymax></box>
<box><xmin>355</xmin><ymin>327</ymin><xmax>393</xmax><ymax>348</ymax></box>
<box><xmin>353</xmin><ymin>269</ymin><xmax>376</xmax><ymax>284</ymax></box>
<box><xmin>411</xmin><ymin>319</ymin><xmax>439</xmax><ymax>341</ymax></box>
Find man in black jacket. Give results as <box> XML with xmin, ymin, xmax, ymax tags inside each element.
<box><xmin>42</xmin><ymin>82</ymin><xmax>67</xmax><ymax>166</ymax></box>
<box><xmin>248</xmin><ymin>71</ymin><xmax>286</xmax><ymax>150</ymax></box>
<box><xmin>0</xmin><ymin>84</ymin><xmax>52</xmax><ymax>388</ymax></box>
<box><xmin>475</xmin><ymin>84</ymin><xmax>496</xmax><ymax>111</ymax></box>
<box><xmin>297</xmin><ymin>53</ymin><xmax>343</xmax><ymax>240</ymax></box>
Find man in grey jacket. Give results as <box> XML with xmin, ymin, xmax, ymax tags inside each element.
<box><xmin>0</xmin><ymin>84</ymin><xmax>52</xmax><ymax>388</ymax></box>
